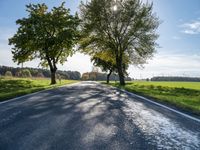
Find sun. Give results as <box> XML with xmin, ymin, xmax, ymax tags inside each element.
<box><xmin>113</xmin><ymin>5</ymin><xmax>118</xmax><ymax>11</ymax></box>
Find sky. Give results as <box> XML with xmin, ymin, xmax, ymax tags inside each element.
<box><xmin>0</xmin><ymin>0</ymin><xmax>200</xmax><ymax>79</ymax></box>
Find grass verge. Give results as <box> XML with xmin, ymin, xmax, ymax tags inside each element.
<box><xmin>0</xmin><ymin>77</ymin><xmax>78</xmax><ymax>102</ymax></box>
<box><xmin>107</xmin><ymin>81</ymin><xmax>200</xmax><ymax>115</ymax></box>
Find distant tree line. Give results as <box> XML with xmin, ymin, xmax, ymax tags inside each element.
<box><xmin>0</xmin><ymin>66</ymin><xmax>81</xmax><ymax>80</ymax></box>
<box><xmin>151</xmin><ymin>76</ymin><xmax>200</xmax><ymax>82</ymax></box>
<box><xmin>82</xmin><ymin>72</ymin><xmax>132</xmax><ymax>81</ymax></box>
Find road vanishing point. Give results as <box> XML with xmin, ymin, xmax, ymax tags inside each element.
<box><xmin>0</xmin><ymin>82</ymin><xmax>199</xmax><ymax>150</ymax></box>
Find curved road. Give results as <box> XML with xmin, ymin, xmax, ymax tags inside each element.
<box><xmin>0</xmin><ymin>82</ymin><xmax>199</xmax><ymax>150</ymax></box>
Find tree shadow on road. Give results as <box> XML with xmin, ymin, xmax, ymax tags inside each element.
<box><xmin>0</xmin><ymin>82</ymin><xmax>157</xmax><ymax>150</ymax></box>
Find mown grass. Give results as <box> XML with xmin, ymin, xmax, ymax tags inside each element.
<box><xmin>0</xmin><ymin>77</ymin><xmax>78</xmax><ymax>101</ymax></box>
<box><xmin>108</xmin><ymin>81</ymin><xmax>200</xmax><ymax>115</ymax></box>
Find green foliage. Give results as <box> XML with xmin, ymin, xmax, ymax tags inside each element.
<box><xmin>15</xmin><ymin>69</ymin><xmax>32</xmax><ymax>78</ymax></box>
<box><xmin>128</xmin><ymin>81</ymin><xmax>200</xmax><ymax>90</ymax></box>
<box><xmin>110</xmin><ymin>81</ymin><xmax>200</xmax><ymax>115</ymax></box>
<box><xmin>79</xmin><ymin>0</ymin><xmax>160</xmax><ymax>85</ymax></box>
<box><xmin>91</xmin><ymin>50</ymin><xmax>116</xmax><ymax>73</ymax></box>
<box><xmin>21</xmin><ymin>69</ymin><xmax>32</xmax><ymax>78</ymax></box>
<box><xmin>5</xmin><ymin>71</ymin><xmax>12</xmax><ymax>77</ymax></box>
<box><xmin>9</xmin><ymin>2</ymin><xmax>80</xmax><ymax>84</ymax></box>
<box><xmin>0</xmin><ymin>65</ymin><xmax>81</xmax><ymax>80</ymax></box>
<box><xmin>91</xmin><ymin>50</ymin><xmax>130</xmax><ymax>83</ymax></box>
<box><xmin>15</xmin><ymin>70</ymin><xmax>22</xmax><ymax>77</ymax></box>
<box><xmin>82</xmin><ymin>71</ymin><xmax>131</xmax><ymax>81</ymax></box>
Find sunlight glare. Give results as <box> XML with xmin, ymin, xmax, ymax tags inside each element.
<box><xmin>113</xmin><ymin>5</ymin><xmax>118</xmax><ymax>11</ymax></box>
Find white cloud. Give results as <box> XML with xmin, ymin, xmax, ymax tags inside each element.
<box><xmin>0</xmin><ymin>51</ymin><xmax>93</xmax><ymax>74</ymax></box>
<box><xmin>181</xmin><ymin>20</ymin><xmax>200</xmax><ymax>35</ymax></box>
<box><xmin>0</xmin><ymin>27</ymin><xmax>16</xmax><ymax>59</ymax></box>
<box><xmin>1</xmin><ymin>47</ymin><xmax>200</xmax><ymax>79</ymax></box>
<box><xmin>58</xmin><ymin>53</ymin><xmax>92</xmax><ymax>73</ymax></box>
<box><xmin>0</xmin><ymin>27</ymin><xmax>16</xmax><ymax>41</ymax></box>
<box><xmin>0</xmin><ymin>27</ymin><xmax>93</xmax><ymax>74</ymax></box>
<box><xmin>0</xmin><ymin>28</ymin><xmax>200</xmax><ymax>79</ymax></box>
<box><xmin>128</xmin><ymin>53</ymin><xmax>200</xmax><ymax>79</ymax></box>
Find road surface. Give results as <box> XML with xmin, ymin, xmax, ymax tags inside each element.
<box><xmin>0</xmin><ymin>82</ymin><xmax>199</xmax><ymax>150</ymax></box>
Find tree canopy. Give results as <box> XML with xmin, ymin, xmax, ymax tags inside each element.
<box><xmin>79</xmin><ymin>0</ymin><xmax>160</xmax><ymax>85</ymax></box>
<box><xmin>91</xmin><ymin>50</ymin><xmax>130</xmax><ymax>83</ymax></box>
<box><xmin>9</xmin><ymin>2</ymin><xmax>80</xmax><ymax>84</ymax></box>
<box><xmin>91</xmin><ymin>50</ymin><xmax>116</xmax><ymax>83</ymax></box>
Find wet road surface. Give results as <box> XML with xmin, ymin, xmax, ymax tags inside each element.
<box><xmin>0</xmin><ymin>82</ymin><xmax>199</xmax><ymax>150</ymax></box>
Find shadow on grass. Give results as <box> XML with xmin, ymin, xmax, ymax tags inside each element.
<box><xmin>0</xmin><ymin>79</ymin><xmax>33</xmax><ymax>92</ymax></box>
<box><xmin>0</xmin><ymin>78</ymin><xmax>51</xmax><ymax>101</ymax></box>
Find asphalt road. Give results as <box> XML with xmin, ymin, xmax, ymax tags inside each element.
<box><xmin>0</xmin><ymin>81</ymin><xmax>199</xmax><ymax>150</ymax></box>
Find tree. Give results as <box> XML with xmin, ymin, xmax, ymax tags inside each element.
<box><xmin>92</xmin><ymin>57</ymin><xmax>113</xmax><ymax>83</ymax></box>
<box><xmin>79</xmin><ymin>0</ymin><xmax>159</xmax><ymax>85</ymax></box>
<box><xmin>9</xmin><ymin>3</ymin><xmax>80</xmax><ymax>84</ymax></box>
<box><xmin>91</xmin><ymin>50</ymin><xmax>130</xmax><ymax>83</ymax></box>
<box><xmin>82</xmin><ymin>72</ymin><xmax>90</xmax><ymax>80</ymax></box>
<box><xmin>91</xmin><ymin>50</ymin><xmax>116</xmax><ymax>84</ymax></box>
<box><xmin>21</xmin><ymin>69</ymin><xmax>32</xmax><ymax>78</ymax></box>
<box><xmin>5</xmin><ymin>71</ymin><xmax>12</xmax><ymax>77</ymax></box>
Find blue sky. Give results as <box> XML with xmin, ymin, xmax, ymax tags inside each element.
<box><xmin>0</xmin><ymin>0</ymin><xmax>200</xmax><ymax>78</ymax></box>
<box><xmin>153</xmin><ymin>0</ymin><xmax>200</xmax><ymax>54</ymax></box>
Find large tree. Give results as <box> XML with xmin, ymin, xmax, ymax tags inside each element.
<box><xmin>9</xmin><ymin>3</ymin><xmax>80</xmax><ymax>84</ymax></box>
<box><xmin>79</xmin><ymin>0</ymin><xmax>159</xmax><ymax>85</ymax></box>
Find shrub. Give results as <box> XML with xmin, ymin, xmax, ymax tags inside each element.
<box><xmin>5</xmin><ymin>71</ymin><xmax>13</xmax><ymax>77</ymax></box>
<box><xmin>21</xmin><ymin>69</ymin><xmax>32</xmax><ymax>78</ymax></box>
<box><xmin>15</xmin><ymin>70</ymin><xmax>22</xmax><ymax>77</ymax></box>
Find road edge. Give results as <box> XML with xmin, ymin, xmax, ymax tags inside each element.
<box><xmin>102</xmin><ymin>83</ymin><xmax>200</xmax><ymax>124</ymax></box>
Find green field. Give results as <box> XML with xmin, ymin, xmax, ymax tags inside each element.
<box><xmin>0</xmin><ymin>77</ymin><xmax>78</xmax><ymax>101</ymax></box>
<box><xmin>109</xmin><ymin>81</ymin><xmax>200</xmax><ymax>115</ymax></box>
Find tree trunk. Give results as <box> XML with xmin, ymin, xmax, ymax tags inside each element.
<box><xmin>118</xmin><ymin>66</ymin><xmax>125</xmax><ymax>86</ymax></box>
<box><xmin>46</xmin><ymin>56</ymin><xmax>57</xmax><ymax>85</ymax></box>
<box><xmin>116</xmin><ymin>52</ymin><xmax>125</xmax><ymax>86</ymax></box>
<box><xmin>107</xmin><ymin>70</ymin><xmax>112</xmax><ymax>84</ymax></box>
<box><xmin>50</xmin><ymin>70</ymin><xmax>57</xmax><ymax>85</ymax></box>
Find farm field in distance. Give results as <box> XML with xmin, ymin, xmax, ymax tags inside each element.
<box><xmin>109</xmin><ymin>81</ymin><xmax>200</xmax><ymax>115</ymax></box>
<box><xmin>0</xmin><ymin>77</ymin><xmax>78</xmax><ymax>101</ymax></box>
